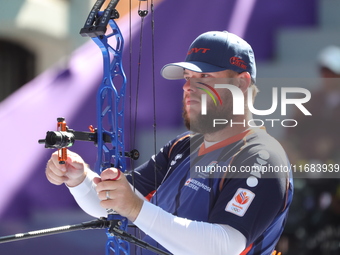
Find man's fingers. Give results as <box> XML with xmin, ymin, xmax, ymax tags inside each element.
<box><xmin>97</xmin><ymin>190</ymin><xmax>112</xmax><ymax>201</ymax></box>
<box><xmin>48</xmin><ymin>157</ymin><xmax>66</xmax><ymax>177</ymax></box>
<box><xmin>95</xmin><ymin>168</ymin><xmax>122</xmax><ymax>193</ymax></box>
<box><xmin>100</xmin><ymin>168</ymin><xmax>122</xmax><ymax>181</ymax></box>
<box><xmin>46</xmin><ymin>152</ymin><xmax>69</xmax><ymax>185</ymax></box>
<box><xmin>46</xmin><ymin>170</ymin><xmax>68</xmax><ymax>185</ymax></box>
<box><xmin>50</xmin><ymin>152</ymin><xmax>61</xmax><ymax>166</ymax></box>
<box><xmin>46</xmin><ymin>150</ymin><xmax>88</xmax><ymax>187</ymax></box>
<box><xmin>95</xmin><ymin>180</ymin><xmax>116</xmax><ymax>193</ymax></box>
<box><xmin>51</xmin><ymin>150</ymin><xmax>82</xmax><ymax>170</ymax></box>
<box><xmin>65</xmin><ymin>150</ymin><xmax>87</xmax><ymax>169</ymax></box>
<box><xmin>93</xmin><ymin>177</ymin><xmax>102</xmax><ymax>185</ymax></box>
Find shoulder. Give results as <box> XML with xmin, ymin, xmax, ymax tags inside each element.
<box><xmin>237</xmin><ymin>128</ymin><xmax>288</xmax><ymax>165</ymax></box>
<box><xmin>223</xmin><ymin>128</ymin><xmax>291</xmax><ymax>185</ymax></box>
<box><xmin>166</xmin><ymin>131</ymin><xmax>203</xmax><ymax>159</ymax></box>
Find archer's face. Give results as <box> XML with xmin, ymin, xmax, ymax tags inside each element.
<box><xmin>182</xmin><ymin>70</ymin><xmax>238</xmax><ymax>134</ymax></box>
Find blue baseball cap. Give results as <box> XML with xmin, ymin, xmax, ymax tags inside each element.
<box><xmin>161</xmin><ymin>31</ymin><xmax>256</xmax><ymax>82</ymax></box>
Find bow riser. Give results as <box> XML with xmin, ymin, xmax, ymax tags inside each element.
<box><xmin>92</xmin><ymin>22</ymin><xmax>127</xmax><ymax>173</ymax></box>
<box><xmin>90</xmin><ymin>16</ymin><xmax>130</xmax><ymax>255</ymax></box>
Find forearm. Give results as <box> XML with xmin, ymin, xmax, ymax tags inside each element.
<box><xmin>68</xmin><ymin>170</ymin><xmax>146</xmax><ymax>218</ymax></box>
<box><xmin>68</xmin><ymin>172</ymin><xmax>246</xmax><ymax>254</ymax></box>
<box><xmin>134</xmin><ymin>201</ymin><xmax>247</xmax><ymax>255</ymax></box>
<box><xmin>68</xmin><ymin>170</ymin><xmax>107</xmax><ymax>217</ymax></box>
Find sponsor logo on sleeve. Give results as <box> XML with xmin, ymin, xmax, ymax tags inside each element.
<box><xmin>225</xmin><ymin>188</ymin><xmax>255</xmax><ymax>217</ymax></box>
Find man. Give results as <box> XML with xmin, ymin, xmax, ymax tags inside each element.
<box><xmin>46</xmin><ymin>31</ymin><xmax>293</xmax><ymax>255</ymax></box>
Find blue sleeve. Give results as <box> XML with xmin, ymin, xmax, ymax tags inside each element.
<box><xmin>208</xmin><ymin>144</ymin><xmax>289</xmax><ymax>246</ymax></box>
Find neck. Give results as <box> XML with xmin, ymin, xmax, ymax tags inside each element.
<box><xmin>203</xmin><ymin>112</ymin><xmax>253</xmax><ymax>142</ymax></box>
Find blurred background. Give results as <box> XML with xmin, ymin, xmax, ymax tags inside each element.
<box><xmin>0</xmin><ymin>0</ymin><xmax>340</xmax><ymax>254</ymax></box>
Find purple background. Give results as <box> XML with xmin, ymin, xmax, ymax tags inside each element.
<box><xmin>0</xmin><ymin>0</ymin><xmax>317</xmax><ymax>254</ymax></box>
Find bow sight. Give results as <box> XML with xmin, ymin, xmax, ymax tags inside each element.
<box><xmin>38</xmin><ymin>117</ymin><xmax>140</xmax><ymax>165</ymax></box>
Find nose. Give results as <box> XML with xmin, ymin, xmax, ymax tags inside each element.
<box><xmin>183</xmin><ymin>78</ymin><xmax>198</xmax><ymax>93</ymax></box>
<box><xmin>183</xmin><ymin>79</ymin><xmax>191</xmax><ymax>92</ymax></box>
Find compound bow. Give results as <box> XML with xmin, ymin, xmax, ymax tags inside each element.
<box><xmin>0</xmin><ymin>1</ymin><xmax>170</xmax><ymax>255</ymax></box>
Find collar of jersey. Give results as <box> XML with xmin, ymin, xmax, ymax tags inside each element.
<box><xmin>198</xmin><ymin>127</ymin><xmax>265</xmax><ymax>156</ymax></box>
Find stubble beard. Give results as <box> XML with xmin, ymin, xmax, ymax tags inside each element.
<box><xmin>182</xmin><ymin>93</ymin><xmax>234</xmax><ymax>134</ymax></box>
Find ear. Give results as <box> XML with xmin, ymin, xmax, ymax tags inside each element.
<box><xmin>237</xmin><ymin>72</ymin><xmax>251</xmax><ymax>93</ymax></box>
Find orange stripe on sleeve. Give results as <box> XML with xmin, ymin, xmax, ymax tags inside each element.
<box><xmin>240</xmin><ymin>243</ymin><xmax>253</xmax><ymax>254</ymax></box>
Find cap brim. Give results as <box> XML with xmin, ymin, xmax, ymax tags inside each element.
<box><xmin>161</xmin><ymin>61</ymin><xmax>227</xmax><ymax>80</ymax></box>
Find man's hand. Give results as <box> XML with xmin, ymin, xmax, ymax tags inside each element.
<box><xmin>45</xmin><ymin>150</ymin><xmax>88</xmax><ymax>187</ymax></box>
<box><xmin>94</xmin><ymin>168</ymin><xmax>144</xmax><ymax>222</ymax></box>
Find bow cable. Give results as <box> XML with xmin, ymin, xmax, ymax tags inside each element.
<box><xmin>150</xmin><ymin>0</ymin><xmax>159</xmax><ymax>207</ymax></box>
<box><xmin>129</xmin><ymin>0</ymin><xmax>158</xmax><ymax>205</ymax></box>
<box><xmin>128</xmin><ymin>0</ymin><xmax>159</xmax><ymax>253</ymax></box>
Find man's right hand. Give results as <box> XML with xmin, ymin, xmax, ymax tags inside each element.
<box><xmin>46</xmin><ymin>150</ymin><xmax>88</xmax><ymax>187</ymax></box>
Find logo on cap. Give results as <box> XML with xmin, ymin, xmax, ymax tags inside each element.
<box><xmin>230</xmin><ymin>57</ymin><xmax>247</xmax><ymax>70</ymax></box>
<box><xmin>187</xmin><ymin>47</ymin><xmax>210</xmax><ymax>55</ymax></box>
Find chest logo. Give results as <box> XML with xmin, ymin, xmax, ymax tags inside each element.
<box><xmin>184</xmin><ymin>178</ymin><xmax>211</xmax><ymax>192</ymax></box>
